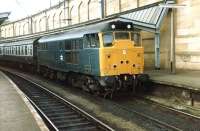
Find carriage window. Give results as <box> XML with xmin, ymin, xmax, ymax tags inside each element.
<box><xmin>18</xmin><ymin>46</ymin><xmax>20</xmax><ymax>55</ymax></box>
<box><xmin>22</xmin><ymin>46</ymin><xmax>24</xmax><ymax>55</ymax></box>
<box><xmin>25</xmin><ymin>46</ymin><xmax>27</xmax><ymax>55</ymax></box>
<box><xmin>103</xmin><ymin>32</ymin><xmax>113</xmax><ymax>47</ymax></box>
<box><xmin>30</xmin><ymin>45</ymin><xmax>33</xmax><ymax>56</ymax></box>
<box><xmin>13</xmin><ymin>46</ymin><xmax>16</xmax><ymax>55</ymax></box>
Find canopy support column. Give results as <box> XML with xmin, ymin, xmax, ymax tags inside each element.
<box><xmin>155</xmin><ymin>33</ymin><xmax>160</xmax><ymax>70</ymax></box>
<box><xmin>170</xmin><ymin>8</ymin><xmax>176</xmax><ymax>74</ymax></box>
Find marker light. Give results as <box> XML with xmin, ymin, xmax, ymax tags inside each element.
<box><xmin>111</xmin><ymin>24</ymin><xmax>116</xmax><ymax>29</ymax></box>
<box><xmin>127</xmin><ymin>24</ymin><xmax>131</xmax><ymax>29</ymax></box>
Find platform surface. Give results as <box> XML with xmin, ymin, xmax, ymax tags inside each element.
<box><xmin>145</xmin><ymin>70</ymin><xmax>200</xmax><ymax>91</ymax></box>
<box><xmin>0</xmin><ymin>71</ymin><xmax>41</xmax><ymax>131</ymax></box>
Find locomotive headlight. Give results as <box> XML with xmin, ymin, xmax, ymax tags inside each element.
<box><xmin>127</xmin><ymin>24</ymin><xmax>131</xmax><ymax>29</ymax></box>
<box><xmin>111</xmin><ymin>24</ymin><xmax>116</xmax><ymax>29</ymax></box>
<box><xmin>60</xmin><ymin>54</ymin><xmax>64</xmax><ymax>61</ymax></box>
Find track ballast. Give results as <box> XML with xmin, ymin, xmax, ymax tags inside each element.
<box><xmin>5</xmin><ymin>71</ymin><xmax>114</xmax><ymax>131</ymax></box>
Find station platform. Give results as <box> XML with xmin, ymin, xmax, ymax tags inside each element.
<box><xmin>145</xmin><ymin>69</ymin><xmax>200</xmax><ymax>92</ymax></box>
<box><xmin>0</xmin><ymin>71</ymin><xmax>44</xmax><ymax>131</ymax></box>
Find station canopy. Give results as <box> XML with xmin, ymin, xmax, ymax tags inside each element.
<box><xmin>119</xmin><ymin>0</ymin><xmax>175</xmax><ymax>33</ymax></box>
<box><xmin>0</xmin><ymin>12</ymin><xmax>10</xmax><ymax>25</ymax></box>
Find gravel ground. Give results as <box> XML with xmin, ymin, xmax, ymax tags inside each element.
<box><xmin>115</xmin><ymin>96</ymin><xmax>200</xmax><ymax>131</ymax></box>
<box><xmin>1</xmin><ymin>67</ymin><xmax>173</xmax><ymax>131</ymax></box>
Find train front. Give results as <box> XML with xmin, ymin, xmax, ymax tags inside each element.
<box><xmin>98</xmin><ymin>22</ymin><xmax>147</xmax><ymax>95</ymax></box>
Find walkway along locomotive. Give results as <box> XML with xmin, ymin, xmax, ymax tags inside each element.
<box><xmin>0</xmin><ymin>20</ymin><xmax>149</xmax><ymax>98</ymax></box>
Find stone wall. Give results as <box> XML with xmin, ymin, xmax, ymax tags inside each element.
<box><xmin>175</xmin><ymin>0</ymin><xmax>200</xmax><ymax>70</ymax></box>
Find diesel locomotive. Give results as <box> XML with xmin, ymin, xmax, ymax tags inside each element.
<box><xmin>0</xmin><ymin>20</ymin><xmax>148</xmax><ymax>98</ymax></box>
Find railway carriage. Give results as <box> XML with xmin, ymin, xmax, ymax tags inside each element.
<box><xmin>0</xmin><ymin>39</ymin><xmax>34</xmax><ymax>68</ymax></box>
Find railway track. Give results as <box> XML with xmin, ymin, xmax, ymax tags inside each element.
<box><xmin>5</xmin><ymin>71</ymin><xmax>114</xmax><ymax>131</ymax></box>
<box><xmin>112</xmin><ymin>95</ymin><xmax>200</xmax><ymax>131</ymax></box>
<box><xmin>2</xmin><ymin>67</ymin><xmax>200</xmax><ymax>131</ymax></box>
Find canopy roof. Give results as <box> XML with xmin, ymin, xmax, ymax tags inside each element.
<box><xmin>119</xmin><ymin>0</ymin><xmax>175</xmax><ymax>32</ymax></box>
<box><xmin>0</xmin><ymin>12</ymin><xmax>10</xmax><ymax>25</ymax></box>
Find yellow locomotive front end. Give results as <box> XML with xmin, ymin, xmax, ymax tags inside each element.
<box><xmin>99</xmin><ymin>31</ymin><xmax>144</xmax><ymax>77</ymax></box>
<box><xmin>97</xmin><ymin>31</ymin><xmax>148</xmax><ymax>97</ymax></box>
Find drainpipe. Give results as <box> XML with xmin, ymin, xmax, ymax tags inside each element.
<box><xmin>170</xmin><ymin>8</ymin><xmax>176</xmax><ymax>74</ymax></box>
<box><xmin>100</xmin><ymin>0</ymin><xmax>105</xmax><ymax>19</ymax></box>
<box><xmin>155</xmin><ymin>33</ymin><xmax>160</xmax><ymax>70</ymax></box>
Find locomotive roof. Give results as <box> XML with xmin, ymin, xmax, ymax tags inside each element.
<box><xmin>38</xmin><ymin>19</ymin><xmax>133</xmax><ymax>43</ymax></box>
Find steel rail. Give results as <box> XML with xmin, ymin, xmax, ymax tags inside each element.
<box><xmin>136</xmin><ymin>96</ymin><xmax>200</xmax><ymax>120</ymax></box>
<box><xmin>110</xmin><ymin>101</ymin><xmax>182</xmax><ymax>131</ymax></box>
<box><xmin>5</xmin><ymin>71</ymin><xmax>114</xmax><ymax>131</ymax></box>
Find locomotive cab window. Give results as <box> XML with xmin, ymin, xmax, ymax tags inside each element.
<box><xmin>131</xmin><ymin>32</ymin><xmax>141</xmax><ymax>47</ymax></box>
<box><xmin>114</xmin><ymin>32</ymin><xmax>130</xmax><ymax>40</ymax></box>
<box><xmin>103</xmin><ymin>32</ymin><xmax>113</xmax><ymax>47</ymax></box>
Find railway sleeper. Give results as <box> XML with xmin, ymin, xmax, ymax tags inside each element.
<box><xmin>49</xmin><ymin>114</ymin><xmax>80</xmax><ymax>120</ymax></box>
<box><xmin>53</xmin><ymin>118</ymin><xmax>85</xmax><ymax>125</ymax></box>
<box><xmin>56</xmin><ymin>122</ymin><xmax>94</xmax><ymax>130</ymax></box>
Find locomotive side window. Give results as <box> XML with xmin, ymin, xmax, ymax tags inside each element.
<box><xmin>79</xmin><ymin>39</ymin><xmax>83</xmax><ymax>49</ymax></box>
<box><xmin>73</xmin><ymin>52</ymin><xmax>79</xmax><ymax>64</ymax></box>
<box><xmin>83</xmin><ymin>34</ymin><xmax>99</xmax><ymax>48</ymax></box>
<box><xmin>83</xmin><ymin>35</ymin><xmax>90</xmax><ymax>48</ymax></box>
<box><xmin>65</xmin><ymin>52</ymin><xmax>72</xmax><ymax>63</ymax></box>
<box><xmin>103</xmin><ymin>32</ymin><xmax>113</xmax><ymax>47</ymax></box>
<box><xmin>65</xmin><ymin>40</ymin><xmax>72</xmax><ymax>50</ymax></box>
<box><xmin>90</xmin><ymin>34</ymin><xmax>99</xmax><ymax>48</ymax></box>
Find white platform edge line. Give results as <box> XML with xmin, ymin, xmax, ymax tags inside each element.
<box><xmin>1</xmin><ymin>71</ymin><xmax>49</xmax><ymax>131</ymax></box>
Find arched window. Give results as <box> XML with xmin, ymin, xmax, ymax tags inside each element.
<box><xmin>59</xmin><ymin>11</ymin><xmax>63</xmax><ymax>27</ymax></box>
<box><xmin>39</xmin><ymin>18</ymin><xmax>42</xmax><ymax>32</ymax></box>
<box><xmin>53</xmin><ymin>13</ymin><xmax>56</xmax><ymax>29</ymax></box>
<box><xmin>69</xmin><ymin>6</ymin><xmax>74</xmax><ymax>25</ymax></box>
<box><xmin>18</xmin><ymin>25</ymin><xmax>21</xmax><ymax>36</ymax></box>
<box><xmin>47</xmin><ymin>15</ymin><xmax>50</xmax><ymax>30</ymax></box>
<box><xmin>4</xmin><ymin>28</ymin><xmax>7</xmax><ymax>37</ymax></box>
<box><xmin>78</xmin><ymin>1</ymin><xmax>83</xmax><ymax>23</ymax></box>
<box><xmin>23</xmin><ymin>23</ymin><xmax>27</xmax><ymax>35</ymax></box>
<box><xmin>87</xmin><ymin>0</ymin><xmax>91</xmax><ymax>20</ymax></box>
